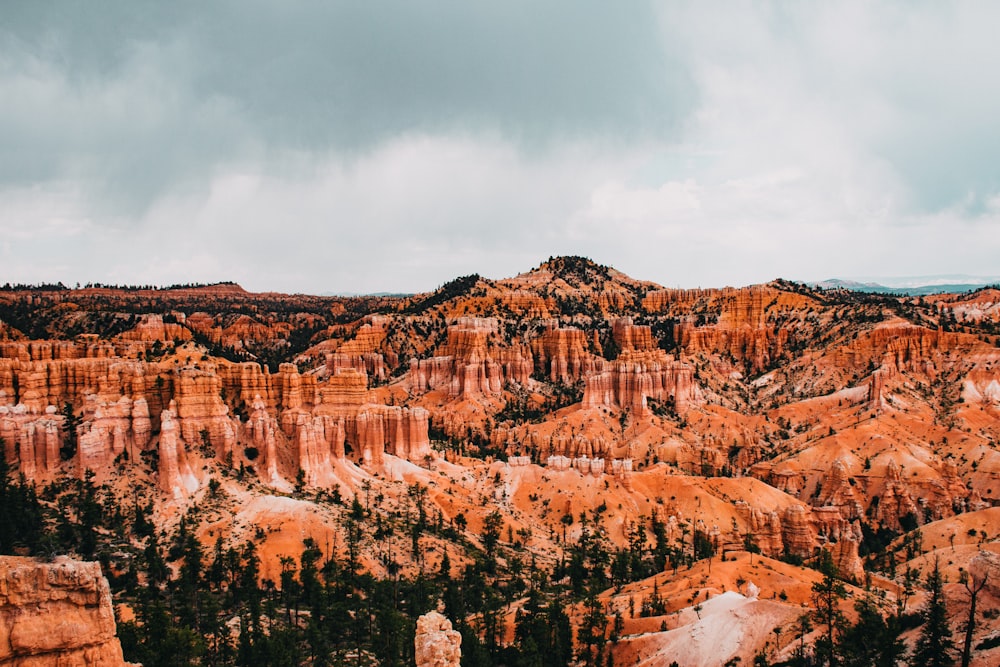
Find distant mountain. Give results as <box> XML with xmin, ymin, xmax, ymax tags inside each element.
<box><xmin>320</xmin><ymin>291</ymin><xmax>415</xmax><ymax>298</ymax></box>
<box><xmin>812</xmin><ymin>275</ymin><xmax>1000</xmax><ymax>296</ymax></box>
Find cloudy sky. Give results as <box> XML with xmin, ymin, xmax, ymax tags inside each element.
<box><xmin>2</xmin><ymin>1</ymin><xmax>999</xmax><ymax>293</ymax></box>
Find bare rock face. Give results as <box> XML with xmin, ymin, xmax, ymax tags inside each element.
<box><xmin>0</xmin><ymin>556</ymin><xmax>137</xmax><ymax>667</ymax></box>
<box><xmin>581</xmin><ymin>320</ymin><xmax>703</xmax><ymax>415</ymax></box>
<box><xmin>407</xmin><ymin>318</ymin><xmax>531</xmax><ymax>399</ymax></box>
<box><xmin>531</xmin><ymin>325</ymin><xmax>602</xmax><ymax>383</ymax></box>
<box><xmin>414</xmin><ymin>611</ymin><xmax>461</xmax><ymax>667</ymax></box>
<box><xmin>827</xmin><ymin>535</ymin><xmax>865</xmax><ymax>584</ymax></box>
<box><xmin>157</xmin><ymin>402</ymin><xmax>200</xmax><ymax>499</ymax></box>
<box><xmin>815</xmin><ymin>459</ymin><xmax>865</xmax><ymax>520</ymax></box>
<box><xmin>780</xmin><ymin>505</ymin><xmax>816</xmax><ymax>558</ymax></box>
<box><xmin>0</xmin><ymin>404</ymin><xmax>61</xmax><ymax>480</ymax></box>
<box><xmin>969</xmin><ymin>550</ymin><xmax>1000</xmax><ymax>597</ymax></box>
<box><xmin>117</xmin><ymin>313</ymin><xmax>190</xmax><ymax>343</ymax></box>
<box><xmin>329</xmin><ymin>316</ymin><xmax>390</xmax><ymax>383</ymax></box>
<box><xmin>173</xmin><ymin>366</ymin><xmax>237</xmax><ymax>460</ymax></box>
<box><xmin>0</xmin><ymin>337</ymin><xmax>432</xmax><ymax>492</ymax></box>
<box><xmin>327</xmin><ymin>352</ymin><xmax>386</xmax><ymax>384</ymax></box>
<box><xmin>581</xmin><ymin>355</ymin><xmax>702</xmax><ymax>414</ymax></box>
<box><xmin>655</xmin><ymin>286</ymin><xmax>798</xmax><ymax>373</ymax></box>
<box><xmin>735</xmin><ymin>502</ymin><xmax>785</xmax><ymax>555</ymax></box>
<box><xmin>873</xmin><ymin>460</ymin><xmax>920</xmax><ymax>531</ymax></box>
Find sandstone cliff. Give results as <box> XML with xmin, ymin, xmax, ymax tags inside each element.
<box><xmin>0</xmin><ymin>556</ymin><xmax>136</xmax><ymax>667</ymax></box>
<box><xmin>582</xmin><ymin>319</ymin><xmax>703</xmax><ymax>414</ymax></box>
<box><xmin>0</xmin><ymin>341</ymin><xmax>431</xmax><ymax>498</ymax></box>
<box><xmin>406</xmin><ymin>318</ymin><xmax>531</xmax><ymax>399</ymax></box>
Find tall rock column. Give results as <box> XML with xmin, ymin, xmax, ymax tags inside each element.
<box><xmin>158</xmin><ymin>402</ymin><xmax>199</xmax><ymax>499</ymax></box>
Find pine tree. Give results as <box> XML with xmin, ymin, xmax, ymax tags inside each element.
<box><xmin>840</xmin><ymin>594</ymin><xmax>906</xmax><ymax>667</ymax></box>
<box><xmin>60</xmin><ymin>402</ymin><xmax>81</xmax><ymax>461</ymax></box>
<box><xmin>578</xmin><ymin>589</ymin><xmax>608</xmax><ymax>666</ymax></box>
<box><xmin>0</xmin><ymin>444</ymin><xmax>46</xmax><ymax>555</ymax></box>
<box><xmin>811</xmin><ymin>550</ymin><xmax>848</xmax><ymax>666</ymax></box>
<box><xmin>913</xmin><ymin>558</ymin><xmax>956</xmax><ymax>667</ymax></box>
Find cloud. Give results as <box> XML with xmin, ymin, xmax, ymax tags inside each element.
<box><xmin>1</xmin><ymin>1</ymin><xmax>999</xmax><ymax>291</ymax></box>
<box><xmin>657</xmin><ymin>1</ymin><xmax>1000</xmax><ymax>214</ymax></box>
<box><xmin>0</xmin><ymin>1</ymin><xmax>687</xmax><ymax>215</ymax></box>
<box><xmin>1</xmin><ymin>135</ymin><xmax>640</xmax><ymax>292</ymax></box>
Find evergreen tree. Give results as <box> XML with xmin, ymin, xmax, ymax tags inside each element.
<box><xmin>913</xmin><ymin>558</ymin><xmax>956</xmax><ymax>667</ymax></box>
<box><xmin>840</xmin><ymin>594</ymin><xmax>906</xmax><ymax>667</ymax></box>
<box><xmin>60</xmin><ymin>402</ymin><xmax>81</xmax><ymax>461</ymax></box>
<box><xmin>793</xmin><ymin>613</ymin><xmax>814</xmax><ymax>667</ymax></box>
<box><xmin>510</xmin><ymin>589</ymin><xmax>572</xmax><ymax>667</ymax></box>
<box><xmin>811</xmin><ymin>550</ymin><xmax>847</xmax><ymax>666</ymax></box>
<box><xmin>578</xmin><ymin>589</ymin><xmax>608</xmax><ymax>666</ymax></box>
<box><xmin>176</xmin><ymin>527</ymin><xmax>204</xmax><ymax>629</ymax></box>
<box><xmin>0</xmin><ymin>445</ymin><xmax>46</xmax><ymax>555</ymax></box>
<box><xmin>74</xmin><ymin>471</ymin><xmax>102</xmax><ymax>557</ymax></box>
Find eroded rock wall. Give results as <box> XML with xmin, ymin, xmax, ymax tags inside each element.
<box><xmin>0</xmin><ymin>556</ymin><xmax>136</xmax><ymax>667</ymax></box>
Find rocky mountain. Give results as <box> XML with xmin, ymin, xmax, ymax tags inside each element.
<box><xmin>1</xmin><ymin>256</ymin><xmax>1000</xmax><ymax>666</ymax></box>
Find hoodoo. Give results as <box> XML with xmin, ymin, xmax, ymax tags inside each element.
<box><xmin>1</xmin><ymin>261</ymin><xmax>1000</xmax><ymax>665</ymax></box>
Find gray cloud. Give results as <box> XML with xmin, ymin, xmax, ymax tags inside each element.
<box><xmin>656</xmin><ymin>2</ymin><xmax>1000</xmax><ymax>215</ymax></box>
<box><xmin>1</xmin><ymin>1</ymin><xmax>688</xmax><ymax>216</ymax></box>
<box><xmin>1</xmin><ymin>1</ymin><xmax>999</xmax><ymax>292</ymax></box>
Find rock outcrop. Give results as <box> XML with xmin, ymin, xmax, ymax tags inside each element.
<box><xmin>872</xmin><ymin>460</ymin><xmax>921</xmax><ymax>531</ymax></box>
<box><xmin>407</xmin><ymin>318</ymin><xmax>532</xmax><ymax>399</ymax></box>
<box><xmin>157</xmin><ymin>402</ymin><xmax>200</xmax><ymax>499</ymax></box>
<box><xmin>646</xmin><ymin>286</ymin><xmax>805</xmax><ymax>373</ymax></box>
<box><xmin>582</xmin><ymin>319</ymin><xmax>703</xmax><ymax>414</ymax></box>
<box><xmin>530</xmin><ymin>325</ymin><xmax>602</xmax><ymax>383</ymax></box>
<box><xmin>0</xmin><ymin>340</ymin><xmax>431</xmax><ymax>495</ymax></box>
<box><xmin>414</xmin><ymin>611</ymin><xmax>461</xmax><ymax>667</ymax></box>
<box><xmin>0</xmin><ymin>556</ymin><xmax>136</xmax><ymax>667</ymax></box>
<box><xmin>328</xmin><ymin>315</ymin><xmax>391</xmax><ymax>383</ymax></box>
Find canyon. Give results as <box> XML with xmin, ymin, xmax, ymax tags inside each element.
<box><xmin>1</xmin><ymin>256</ymin><xmax>1000</xmax><ymax>666</ymax></box>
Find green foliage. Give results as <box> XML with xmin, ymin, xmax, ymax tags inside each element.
<box><xmin>693</xmin><ymin>529</ymin><xmax>715</xmax><ymax>561</ymax></box>
<box><xmin>913</xmin><ymin>559</ymin><xmax>956</xmax><ymax>667</ymax></box>
<box><xmin>0</xmin><ymin>445</ymin><xmax>47</xmax><ymax>555</ymax></box>
<box><xmin>859</xmin><ymin>522</ymin><xmax>899</xmax><ymax>559</ymax></box>
<box><xmin>60</xmin><ymin>402</ymin><xmax>81</xmax><ymax>461</ymax></box>
<box><xmin>839</xmin><ymin>595</ymin><xmax>906</xmax><ymax>667</ymax></box>
<box><xmin>404</xmin><ymin>274</ymin><xmax>482</xmax><ymax>313</ymax></box>
<box><xmin>577</xmin><ymin>590</ymin><xmax>608</xmax><ymax>666</ymax></box>
<box><xmin>810</xmin><ymin>550</ymin><xmax>848</xmax><ymax>667</ymax></box>
<box><xmin>544</xmin><ymin>256</ymin><xmax>611</xmax><ymax>285</ymax></box>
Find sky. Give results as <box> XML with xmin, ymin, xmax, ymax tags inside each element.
<box><xmin>2</xmin><ymin>1</ymin><xmax>1000</xmax><ymax>294</ymax></box>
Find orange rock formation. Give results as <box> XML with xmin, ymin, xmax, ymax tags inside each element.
<box><xmin>0</xmin><ymin>556</ymin><xmax>136</xmax><ymax>667</ymax></box>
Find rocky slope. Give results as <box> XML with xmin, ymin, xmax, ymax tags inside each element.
<box><xmin>2</xmin><ymin>259</ymin><xmax>1000</xmax><ymax>665</ymax></box>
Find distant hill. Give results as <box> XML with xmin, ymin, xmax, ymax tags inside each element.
<box><xmin>812</xmin><ymin>275</ymin><xmax>1000</xmax><ymax>296</ymax></box>
<box><xmin>321</xmin><ymin>291</ymin><xmax>415</xmax><ymax>298</ymax></box>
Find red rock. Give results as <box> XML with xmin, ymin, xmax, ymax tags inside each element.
<box><xmin>157</xmin><ymin>402</ymin><xmax>200</xmax><ymax>498</ymax></box>
<box><xmin>117</xmin><ymin>314</ymin><xmax>191</xmax><ymax>343</ymax></box>
<box><xmin>0</xmin><ymin>556</ymin><xmax>137</xmax><ymax>667</ymax></box>
<box><xmin>408</xmin><ymin>318</ymin><xmax>531</xmax><ymax>399</ymax></box>
<box><xmin>414</xmin><ymin>611</ymin><xmax>461</xmax><ymax>667</ymax></box>
<box><xmin>582</xmin><ymin>355</ymin><xmax>702</xmax><ymax>415</ymax></box>
<box><xmin>530</xmin><ymin>325</ymin><xmax>603</xmax><ymax>383</ymax></box>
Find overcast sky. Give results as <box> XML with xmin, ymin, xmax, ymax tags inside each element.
<box><xmin>2</xmin><ymin>1</ymin><xmax>999</xmax><ymax>294</ymax></box>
